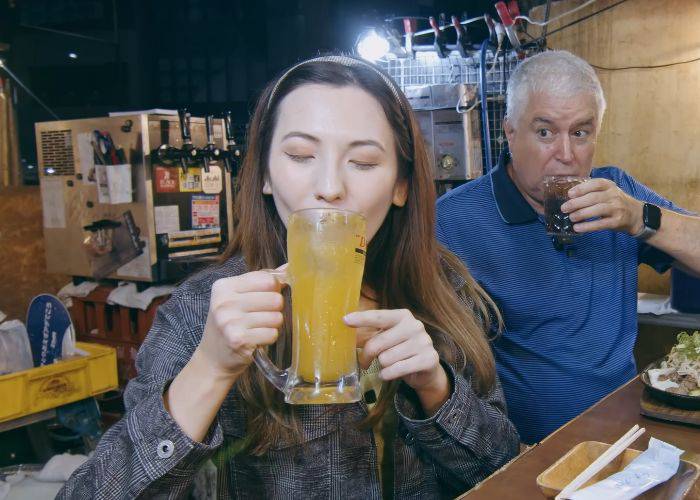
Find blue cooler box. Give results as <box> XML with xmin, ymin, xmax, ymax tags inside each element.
<box><xmin>671</xmin><ymin>268</ymin><xmax>700</xmax><ymax>314</ymax></box>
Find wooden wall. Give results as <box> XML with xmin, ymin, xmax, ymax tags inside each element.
<box><xmin>530</xmin><ymin>0</ymin><xmax>700</xmax><ymax>293</ymax></box>
<box><xmin>0</xmin><ymin>187</ymin><xmax>67</xmax><ymax>321</ymax></box>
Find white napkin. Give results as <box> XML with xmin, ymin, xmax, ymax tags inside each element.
<box><xmin>35</xmin><ymin>453</ymin><xmax>88</xmax><ymax>482</ymax></box>
<box><xmin>57</xmin><ymin>281</ymin><xmax>100</xmax><ymax>308</ymax></box>
<box><xmin>106</xmin><ymin>282</ymin><xmax>174</xmax><ymax>311</ymax></box>
<box><xmin>637</xmin><ymin>293</ymin><xmax>678</xmax><ymax>315</ymax></box>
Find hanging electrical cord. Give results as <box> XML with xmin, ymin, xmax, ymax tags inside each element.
<box><xmin>533</xmin><ymin>0</ymin><xmax>629</xmax><ymax>44</ymax></box>
<box><xmin>540</xmin><ymin>0</ymin><xmax>553</xmax><ymax>45</ymax></box>
<box><xmin>486</xmin><ymin>38</ymin><xmax>503</xmax><ymax>76</ymax></box>
<box><xmin>456</xmin><ymin>95</ymin><xmax>479</xmax><ymax>114</ymax></box>
<box><xmin>0</xmin><ymin>60</ymin><xmax>60</xmax><ymax>119</ymax></box>
<box><xmin>590</xmin><ymin>56</ymin><xmax>700</xmax><ymax>71</ymax></box>
<box><xmin>407</xmin><ymin>15</ymin><xmax>486</xmax><ymax>38</ymax></box>
<box><xmin>515</xmin><ymin>0</ymin><xmax>598</xmax><ymax>26</ymax></box>
<box><xmin>479</xmin><ymin>39</ymin><xmax>493</xmax><ymax>171</ymax></box>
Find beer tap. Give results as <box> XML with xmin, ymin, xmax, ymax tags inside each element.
<box><xmin>197</xmin><ymin>115</ymin><xmax>221</xmax><ymax>173</ymax></box>
<box><xmin>222</xmin><ymin>111</ymin><xmax>242</xmax><ymax>176</ymax></box>
<box><xmin>177</xmin><ymin>108</ymin><xmax>198</xmax><ymax>173</ymax></box>
<box><xmin>152</xmin><ymin>115</ymin><xmax>183</xmax><ymax>167</ymax></box>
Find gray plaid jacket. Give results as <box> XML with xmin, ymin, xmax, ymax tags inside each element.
<box><xmin>58</xmin><ymin>255</ymin><xmax>519</xmax><ymax>499</ymax></box>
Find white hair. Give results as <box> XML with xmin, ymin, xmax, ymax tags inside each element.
<box><xmin>506</xmin><ymin>50</ymin><xmax>606</xmax><ymax>128</ymax></box>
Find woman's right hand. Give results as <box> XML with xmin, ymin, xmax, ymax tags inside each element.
<box><xmin>196</xmin><ymin>271</ymin><xmax>284</xmax><ymax>379</ymax></box>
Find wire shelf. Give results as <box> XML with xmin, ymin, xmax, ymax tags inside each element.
<box><xmin>380</xmin><ymin>51</ymin><xmax>518</xmax><ymax>94</ymax></box>
<box><xmin>380</xmin><ymin>50</ymin><xmax>518</xmax><ymax>171</ymax></box>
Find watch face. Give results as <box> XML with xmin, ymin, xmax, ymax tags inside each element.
<box><xmin>644</xmin><ymin>203</ymin><xmax>661</xmax><ymax>230</ymax></box>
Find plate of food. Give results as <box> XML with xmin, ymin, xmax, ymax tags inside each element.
<box><xmin>641</xmin><ymin>331</ymin><xmax>700</xmax><ymax>411</ymax></box>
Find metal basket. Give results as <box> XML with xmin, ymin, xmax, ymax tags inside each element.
<box><xmin>379</xmin><ymin>51</ymin><xmax>518</xmax><ymax>95</ymax></box>
<box><xmin>379</xmin><ymin>50</ymin><xmax>519</xmax><ymax>171</ymax></box>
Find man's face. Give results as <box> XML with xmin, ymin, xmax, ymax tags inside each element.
<box><xmin>504</xmin><ymin>91</ymin><xmax>599</xmax><ymax>212</ymax></box>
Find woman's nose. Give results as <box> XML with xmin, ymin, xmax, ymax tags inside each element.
<box><xmin>313</xmin><ymin>163</ymin><xmax>345</xmax><ymax>202</ymax></box>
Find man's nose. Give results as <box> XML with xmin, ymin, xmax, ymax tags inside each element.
<box><xmin>313</xmin><ymin>163</ymin><xmax>345</xmax><ymax>203</ymax></box>
<box><xmin>555</xmin><ymin>134</ymin><xmax>574</xmax><ymax>164</ymax></box>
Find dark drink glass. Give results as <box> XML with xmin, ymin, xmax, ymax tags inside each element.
<box><xmin>543</xmin><ymin>176</ymin><xmax>588</xmax><ymax>236</ymax></box>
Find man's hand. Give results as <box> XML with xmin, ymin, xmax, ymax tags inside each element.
<box><xmin>562</xmin><ymin>178</ymin><xmax>644</xmax><ymax>235</ymax></box>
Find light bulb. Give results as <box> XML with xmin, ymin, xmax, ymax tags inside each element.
<box><xmin>356</xmin><ymin>30</ymin><xmax>390</xmax><ymax>62</ymax></box>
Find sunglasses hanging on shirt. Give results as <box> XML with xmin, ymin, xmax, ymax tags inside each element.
<box><xmin>551</xmin><ymin>235</ymin><xmax>576</xmax><ymax>257</ymax></box>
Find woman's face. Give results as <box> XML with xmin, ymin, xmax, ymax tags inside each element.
<box><xmin>264</xmin><ymin>83</ymin><xmax>407</xmax><ymax>242</ymax></box>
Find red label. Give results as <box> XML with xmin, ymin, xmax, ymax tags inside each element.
<box><xmin>155</xmin><ymin>166</ymin><xmax>180</xmax><ymax>193</ymax></box>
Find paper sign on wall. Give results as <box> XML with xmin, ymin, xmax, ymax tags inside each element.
<box><xmin>179</xmin><ymin>168</ymin><xmax>202</xmax><ymax>192</ymax></box>
<box><xmin>40</xmin><ymin>177</ymin><xmax>66</xmax><ymax>229</ymax></box>
<box><xmin>155</xmin><ymin>205</ymin><xmax>180</xmax><ymax>234</ymax></box>
<box><xmin>77</xmin><ymin>132</ymin><xmax>96</xmax><ymax>185</ymax></box>
<box><xmin>155</xmin><ymin>166</ymin><xmax>180</xmax><ymax>193</ymax></box>
<box><xmin>192</xmin><ymin>194</ymin><xmax>220</xmax><ymax>229</ymax></box>
<box><xmin>95</xmin><ymin>164</ymin><xmax>111</xmax><ymax>203</ymax></box>
<box><xmin>202</xmin><ymin>165</ymin><xmax>223</xmax><ymax>194</ymax></box>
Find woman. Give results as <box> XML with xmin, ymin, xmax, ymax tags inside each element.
<box><xmin>60</xmin><ymin>55</ymin><xmax>519</xmax><ymax>499</ymax></box>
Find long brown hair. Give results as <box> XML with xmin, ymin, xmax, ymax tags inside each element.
<box><xmin>222</xmin><ymin>56</ymin><xmax>500</xmax><ymax>454</ymax></box>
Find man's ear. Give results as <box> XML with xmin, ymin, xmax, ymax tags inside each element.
<box><xmin>503</xmin><ymin>116</ymin><xmax>515</xmax><ymax>143</ymax></box>
<box><xmin>392</xmin><ymin>178</ymin><xmax>408</xmax><ymax>207</ymax></box>
<box><xmin>263</xmin><ymin>178</ymin><xmax>272</xmax><ymax>195</ymax></box>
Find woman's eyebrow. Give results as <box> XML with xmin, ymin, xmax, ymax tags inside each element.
<box><xmin>348</xmin><ymin>139</ymin><xmax>385</xmax><ymax>152</ymax></box>
<box><xmin>281</xmin><ymin>131</ymin><xmax>320</xmax><ymax>143</ymax></box>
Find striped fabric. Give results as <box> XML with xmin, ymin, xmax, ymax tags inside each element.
<box><xmin>58</xmin><ymin>254</ymin><xmax>520</xmax><ymax>499</ymax></box>
<box><xmin>436</xmin><ymin>161</ymin><xmax>685</xmax><ymax>444</ymax></box>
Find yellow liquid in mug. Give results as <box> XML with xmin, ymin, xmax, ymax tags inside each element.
<box><xmin>287</xmin><ymin>210</ymin><xmax>366</xmax><ymax>383</ymax></box>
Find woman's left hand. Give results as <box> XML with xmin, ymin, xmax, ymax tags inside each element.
<box><xmin>344</xmin><ymin>309</ymin><xmax>450</xmax><ymax>413</ymax></box>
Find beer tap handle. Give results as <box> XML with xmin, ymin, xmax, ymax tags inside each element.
<box><xmin>224</xmin><ymin>111</ymin><xmax>237</xmax><ymax>146</ymax></box>
<box><xmin>178</xmin><ymin>108</ymin><xmax>192</xmax><ymax>145</ymax></box>
<box><xmin>222</xmin><ymin>111</ymin><xmax>242</xmax><ymax>175</ymax></box>
<box><xmin>205</xmin><ymin>115</ymin><xmax>215</xmax><ymax>145</ymax></box>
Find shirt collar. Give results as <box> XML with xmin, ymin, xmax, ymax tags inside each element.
<box><xmin>491</xmin><ymin>149</ymin><xmax>539</xmax><ymax>225</ymax></box>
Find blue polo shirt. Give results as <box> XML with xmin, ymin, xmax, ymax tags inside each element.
<box><xmin>436</xmin><ymin>153</ymin><xmax>684</xmax><ymax>444</ymax></box>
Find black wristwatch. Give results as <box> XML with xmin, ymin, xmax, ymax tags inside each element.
<box><xmin>633</xmin><ymin>203</ymin><xmax>661</xmax><ymax>240</ymax></box>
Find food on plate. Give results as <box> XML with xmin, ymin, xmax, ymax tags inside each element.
<box><xmin>647</xmin><ymin>331</ymin><xmax>700</xmax><ymax>397</ymax></box>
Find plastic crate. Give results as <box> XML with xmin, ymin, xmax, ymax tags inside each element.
<box><xmin>0</xmin><ymin>342</ymin><xmax>118</xmax><ymax>424</ymax></box>
<box><xmin>69</xmin><ymin>286</ymin><xmax>169</xmax><ymax>384</ymax></box>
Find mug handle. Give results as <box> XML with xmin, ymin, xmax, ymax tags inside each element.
<box><xmin>252</xmin><ymin>268</ymin><xmax>289</xmax><ymax>392</ymax></box>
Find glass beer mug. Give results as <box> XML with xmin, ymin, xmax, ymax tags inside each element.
<box><xmin>254</xmin><ymin>208</ymin><xmax>367</xmax><ymax>404</ymax></box>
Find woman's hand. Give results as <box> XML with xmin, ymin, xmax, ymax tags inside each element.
<box><xmin>344</xmin><ymin>309</ymin><xmax>450</xmax><ymax>415</ymax></box>
<box><xmin>197</xmin><ymin>271</ymin><xmax>285</xmax><ymax>379</ymax></box>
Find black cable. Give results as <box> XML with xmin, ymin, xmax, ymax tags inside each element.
<box><xmin>384</xmin><ymin>16</ymin><xmax>430</xmax><ymax>22</ymax></box>
<box><xmin>590</xmin><ymin>56</ymin><xmax>700</xmax><ymax>71</ymax></box>
<box><xmin>541</xmin><ymin>0</ymin><xmax>553</xmax><ymax>45</ymax></box>
<box><xmin>533</xmin><ymin>0</ymin><xmax>630</xmax><ymax>43</ymax></box>
<box><xmin>538</xmin><ymin>0</ymin><xmax>699</xmax><ymax>71</ymax></box>
<box><xmin>19</xmin><ymin>23</ymin><xmax>117</xmax><ymax>45</ymax></box>
<box><xmin>0</xmin><ymin>61</ymin><xmax>60</xmax><ymax>119</ymax></box>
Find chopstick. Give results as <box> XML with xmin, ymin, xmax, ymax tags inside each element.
<box><xmin>555</xmin><ymin>424</ymin><xmax>646</xmax><ymax>499</ymax></box>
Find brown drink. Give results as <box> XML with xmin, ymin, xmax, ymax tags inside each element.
<box><xmin>543</xmin><ymin>176</ymin><xmax>588</xmax><ymax>236</ymax></box>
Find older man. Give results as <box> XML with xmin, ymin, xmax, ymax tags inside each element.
<box><xmin>436</xmin><ymin>50</ymin><xmax>700</xmax><ymax>444</ymax></box>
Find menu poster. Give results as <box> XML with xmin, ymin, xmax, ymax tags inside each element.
<box><xmin>191</xmin><ymin>195</ymin><xmax>220</xmax><ymax>229</ymax></box>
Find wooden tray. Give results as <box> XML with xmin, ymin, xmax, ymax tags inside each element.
<box><xmin>536</xmin><ymin>441</ymin><xmax>699</xmax><ymax>499</ymax></box>
<box><xmin>641</xmin><ymin>388</ymin><xmax>700</xmax><ymax>427</ymax></box>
